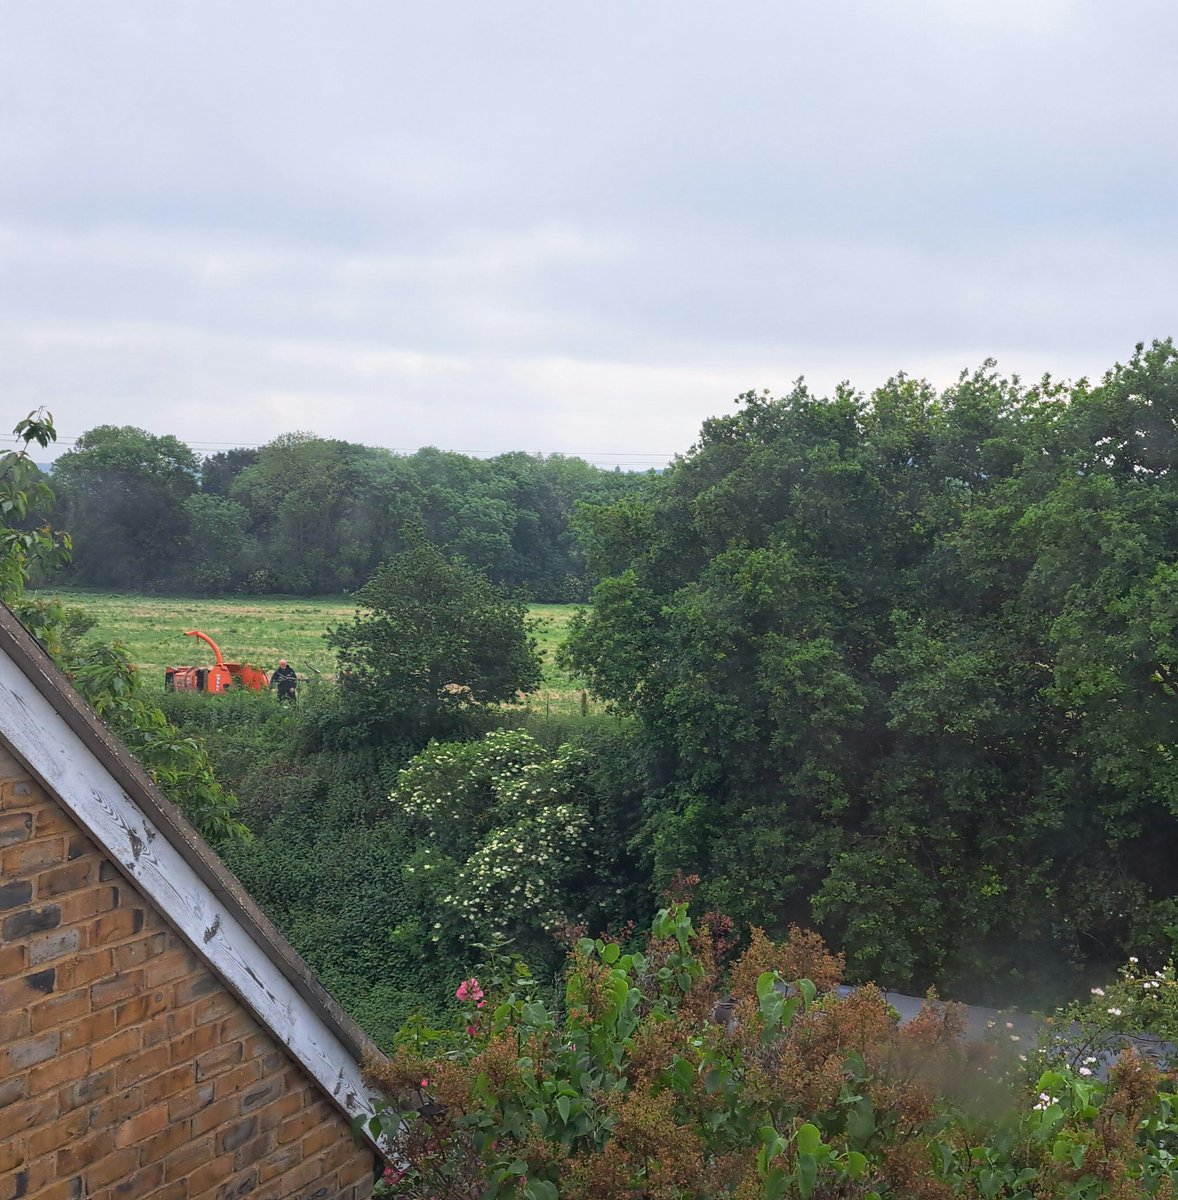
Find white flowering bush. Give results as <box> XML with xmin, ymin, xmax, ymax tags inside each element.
<box><xmin>1031</xmin><ymin>957</ymin><xmax>1178</xmax><ymax>1079</ymax></box>
<box><xmin>393</xmin><ymin>730</ymin><xmax>592</xmax><ymax>952</ymax></box>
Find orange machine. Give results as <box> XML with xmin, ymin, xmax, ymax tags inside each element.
<box><xmin>164</xmin><ymin>630</ymin><xmax>270</xmax><ymax>694</ymax></box>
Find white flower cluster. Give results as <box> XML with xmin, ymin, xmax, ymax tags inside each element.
<box><xmin>392</xmin><ymin>729</ymin><xmax>593</xmax><ymax>943</ymax></box>
<box><xmin>440</xmin><ymin>804</ymin><xmax>590</xmax><ymax>936</ymax></box>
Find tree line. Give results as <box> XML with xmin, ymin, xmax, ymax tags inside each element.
<box><xmin>46</xmin><ymin>428</ymin><xmax>651</xmax><ymax>600</ymax></box>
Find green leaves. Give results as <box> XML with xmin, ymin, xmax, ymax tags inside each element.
<box><xmin>327</xmin><ymin>539</ymin><xmax>542</xmax><ymax>738</ymax></box>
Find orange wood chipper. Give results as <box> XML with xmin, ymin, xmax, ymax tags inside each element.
<box><xmin>164</xmin><ymin>630</ymin><xmax>270</xmax><ymax>693</ymax></box>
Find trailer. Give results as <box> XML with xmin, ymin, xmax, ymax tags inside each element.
<box><xmin>164</xmin><ymin>630</ymin><xmax>269</xmax><ymax>694</ymax></box>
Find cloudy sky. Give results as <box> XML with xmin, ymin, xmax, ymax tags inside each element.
<box><xmin>1</xmin><ymin>2</ymin><xmax>1174</xmax><ymax>467</ymax></box>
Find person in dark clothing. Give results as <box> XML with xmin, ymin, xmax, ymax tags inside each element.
<box><xmin>270</xmin><ymin>659</ymin><xmax>298</xmax><ymax>703</ymax></box>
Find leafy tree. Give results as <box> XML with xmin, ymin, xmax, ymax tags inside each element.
<box><xmin>0</xmin><ymin>409</ymin><xmax>71</xmax><ymax>605</ymax></box>
<box><xmin>231</xmin><ymin>433</ymin><xmax>404</xmax><ymax>592</ymax></box>
<box><xmin>176</xmin><ymin>493</ymin><xmax>251</xmax><ymax>594</ymax></box>
<box><xmin>563</xmin><ymin>347</ymin><xmax>1178</xmax><ymax>1002</ymax></box>
<box><xmin>52</xmin><ymin>424</ymin><xmax>199</xmax><ymax>589</ymax></box>
<box><xmin>327</xmin><ymin>537</ymin><xmax>542</xmax><ymax>738</ymax></box>
<box><xmin>0</xmin><ymin>412</ymin><xmax>247</xmax><ymax>847</ymax></box>
<box><xmin>199</xmin><ymin>447</ymin><xmax>260</xmax><ymax>497</ymax></box>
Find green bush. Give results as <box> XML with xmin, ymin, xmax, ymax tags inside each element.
<box><xmin>363</xmin><ymin>908</ymin><xmax>1178</xmax><ymax>1199</ymax></box>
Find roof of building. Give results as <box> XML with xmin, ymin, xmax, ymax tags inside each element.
<box><xmin>0</xmin><ymin>602</ymin><xmax>387</xmax><ymax>1147</ymax></box>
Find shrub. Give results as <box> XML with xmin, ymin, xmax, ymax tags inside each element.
<box><xmin>361</xmin><ymin>909</ymin><xmax>1178</xmax><ymax>1199</ymax></box>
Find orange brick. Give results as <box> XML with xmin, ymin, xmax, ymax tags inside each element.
<box><xmin>95</xmin><ymin>1160</ymin><xmax>164</xmax><ymax>1200</ymax></box>
<box><xmin>133</xmin><ymin>1182</ymin><xmax>185</xmax><ymax>1200</ymax></box>
<box><xmin>113</xmin><ymin>1102</ymin><xmax>169</xmax><ymax>1149</ymax></box>
<box><xmin>8</xmin><ymin>1094</ymin><xmax>60</xmax><ymax>1141</ymax></box>
<box><xmin>141</xmin><ymin>1005</ymin><xmax>194</xmax><ymax>1049</ymax></box>
<box><xmin>0</xmin><ymin>1004</ymin><xmax>30</xmax><ymax>1042</ymax></box>
<box><xmin>110</xmin><ymin>987</ymin><xmax>168</xmax><ymax>1031</ymax></box>
<box><xmin>196</xmin><ymin>991</ymin><xmax>239</xmax><ymax>1027</ymax></box>
<box><xmin>27</xmin><ymin>1104</ymin><xmax>91</xmax><ymax>1157</ymax></box>
<box><xmin>56</xmin><ymin>885</ymin><xmax>111</xmax><ymax>925</ymax></box>
<box><xmin>85</xmin><ymin>1145</ymin><xmax>140</xmax><ymax>1189</ymax></box>
<box><xmin>91</xmin><ymin>1026</ymin><xmax>143</xmax><ymax>1070</ymax></box>
<box><xmin>137</xmin><ymin>1118</ymin><xmax>193</xmax><ymax>1167</ymax></box>
<box><xmin>0</xmin><ymin>1138</ymin><xmax>26</xmax><ymax>1174</ymax></box>
<box><xmin>215</xmin><ymin>1009</ymin><xmax>256</xmax><ymax>1041</ymax></box>
<box><xmin>86</xmin><ymin>1086</ymin><xmax>143</xmax><ymax>1133</ymax></box>
<box><xmin>167</xmin><ymin>1079</ymin><xmax>214</xmax><ymax>1123</ymax></box>
<box><xmin>141</xmin><ymin>1063</ymin><xmax>197</xmax><ymax>1106</ymax></box>
<box><xmin>299</xmin><ymin>1121</ymin><xmax>340</xmax><ymax>1160</ymax></box>
<box><xmin>109</xmin><ymin>994</ymin><xmax>151</xmax><ymax>1030</ymax></box>
<box><xmin>28</xmin><ymin>1047</ymin><xmax>89</xmax><ymax>1094</ymax></box>
<box><xmin>161</xmin><ymin>1131</ymin><xmax>215</xmax><ymax>1181</ymax></box>
<box><xmin>168</xmin><ymin>1021</ymin><xmax>222</xmax><ymax>1065</ymax></box>
<box><xmin>319</xmin><ymin>1135</ymin><xmax>362</xmax><ymax>1173</ymax></box>
<box><xmin>341</xmin><ymin>1148</ymin><xmax>377</xmax><ymax>1184</ymax></box>
<box><xmin>57</xmin><ymin>947</ymin><xmax>114</xmax><ymax>989</ymax></box>
<box><xmin>32</xmin><ymin>803</ymin><xmax>74</xmax><ymax>835</ymax></box>
<box><xmin>115</xmin><ymin>1044</ymin><xmax>170</xmax><ymax>1088</ymax></box>
<box><xmin>262</xmin><ymin>1153</ymin><xmax>322</xmax><ymax>1196</ymax></box>
<box><xmin>173</xmin><ymin>972</ymin><xmax>221</xmax><ymax>1007</ymax></box>
<box><xmin>190</xmin><ymin>1094</ymin><xmax>241</xmax><ymax>1138</ymax></box>
<box><xmin>59</xmin><ymin>1068</ymin><xmax>114</xmax><ymax>1114</ymax></box>
<box><xmin>36</xmin><ymin>856</ymin><xmax>95</xmax><ymax>897</ymax></box>
<box><xmin>255</xmin><ymin>1088</ymin><xmax>302</xmax><ymax>1132</ymax></box>
<box><xmin>56</xmin><ymin>1130</ymin><xmax>108</xmax><ymax>1174</ymax></box>
<box><xmin>0</xmin><ymin>941</ymin><xmax>28</xmax><ymax>976</ymax></box>
<box><xmin>195</xmin><ymin>1040</ymin><xmax>244</xmax><ymax>1080</ymax></box>
<box><xmin>277</xmin><ymin>1108</ymin><xmax>320</xmax><ymax>1146</ymax></box>
<box><xmin>30</xmin><ymin>986</ymin><xmax>91</xmax><ymax>1032</ymax></box>
<box><xmin>92</xmin><ymin>908</ymin><xmax>145</xmax><ymax>946</ymax></box>
<box><xmin>113</xmin><ymin>931</ymin><xmax>169</xmax><ymax>970</ymax></box>
<box><xmin>3</xmin><ymin>836</ymin><xmax>65</xmax><ymax>874</ymax></box>
<box><xmin>212</xmin><ymin>1060</ymin><xmax>262</xmax><ymax>1099</ymax></box>
<box><xmin>257</xmin><ymin>1142</ymin><xmax>302</xmax><ymax>1183</ymax></box>
<box><xmin>144</xmin><ymin>947</ymin><xmax>195</xmax><ymax>988</ymax></box>
<box><xmin>185</xmin><ymin>1151</ymin><xmax>236</xmax><ymax>1195</ymax></box>
<box><xmin>91</xmin><ymin>968</ymin><xmax>145</xmax><ymax>1009</ymax></box>
<box><xmin>61</xmin><ymin>1006</ymin><xmax>118</xmax><ymax>1053</ymax></box>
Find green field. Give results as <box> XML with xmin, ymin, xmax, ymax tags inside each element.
<box><xmin>38</xmin><ymin>589</ymin><xmax>596</xmax><ymax>713</ymax></box>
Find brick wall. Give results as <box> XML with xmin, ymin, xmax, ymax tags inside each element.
<box><xmin>0</xmin><ymin>749</ymin><xmax>376</xmax><ymax>1200</ymax></box>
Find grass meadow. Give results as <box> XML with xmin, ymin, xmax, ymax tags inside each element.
<box><xmin>39</xmin><ymin>589</ymin><xmax>598</xmax><ymax>716</ymax></box>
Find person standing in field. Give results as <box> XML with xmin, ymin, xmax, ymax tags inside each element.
<box><xmin>270</xmin><ymin>659</ymin><xmax>298</xmax><ymax>703</ymax></box>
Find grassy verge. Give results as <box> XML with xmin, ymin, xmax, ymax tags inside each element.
<box><xmin>37</xmin><ymin>588</ymin><xmax>598</xmax><ymax>714</ymax></box>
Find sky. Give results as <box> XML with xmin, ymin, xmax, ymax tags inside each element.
<box><xmin>1</xmin><ymin>1</ymin><xmax>1175</xmax><ymax>469</ymax></box>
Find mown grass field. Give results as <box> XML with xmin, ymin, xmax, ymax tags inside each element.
<box><xmin>40</xmin><ymin>589</ymin><xmax>596</xmax><ymax>714</ymax></box>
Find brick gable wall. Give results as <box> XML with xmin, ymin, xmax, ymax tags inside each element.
<box><xmin>0</xmin><ymin>749</ymin><xmax>376</xmax><ymax>1200</ymax></box>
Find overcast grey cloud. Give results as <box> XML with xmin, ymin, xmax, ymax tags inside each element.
<box><xmin>1</xmin><ymin>1</ymin><xmax>1174</xmax><ymax>465</ymax></box>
